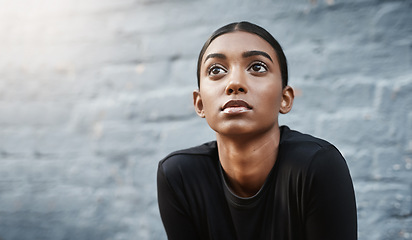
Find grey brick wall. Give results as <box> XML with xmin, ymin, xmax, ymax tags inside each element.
<box><xmin>0</xmin><ymin>0</ymin><xmax>411</xmax><ymax>239</ymax></box>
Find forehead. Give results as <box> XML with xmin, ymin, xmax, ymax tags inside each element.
<box><xmin>202</xmin><ymin>31</ymin><xmax>276</xmax><ymax>61</ymax></box>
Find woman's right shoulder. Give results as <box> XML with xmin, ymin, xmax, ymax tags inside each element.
<box><xmin>158</xmin><ymin>141</ymin><xmax>218</xmax><ymax>173</ymax></box>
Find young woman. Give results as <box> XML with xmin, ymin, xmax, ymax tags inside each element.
<box><xmin>157</xmin><ymin>21</ymin><xmax>357</xmax><ymax>240</ymax></box>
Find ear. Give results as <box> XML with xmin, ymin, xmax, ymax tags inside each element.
<box><xmin>193</xmin><ymin>89</ymin><xmax>205</xmax><ymax>118</ymax></box>
<box><xmin>279</xmin><ymin>86</ymin><xmax>294</xmax><ymax>114</ymax></box>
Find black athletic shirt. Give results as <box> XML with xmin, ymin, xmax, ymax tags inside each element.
<box><xmin>157</xmin><ymin>126</ymin><xmax>357</xmax><ymax>240</ymax></box>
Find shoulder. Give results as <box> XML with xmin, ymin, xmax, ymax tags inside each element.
<box><xmin>158</xmin><ymin>141</ymin><xmax>219</xmax><ymax>179</ymax></box>
<box><xmin>280</xmin><ymin>126</ymin><xmax>333</xmax><ymax>151</ymax></box>
<box><xmin>276</xmin><ymin>127</ymin><xmax>352</xmax><ymax>195</ymax></box>
<box><xmin>278</xmin><ymin>126</ymin><xmax>345</xmax><ymax>169</ymax></box>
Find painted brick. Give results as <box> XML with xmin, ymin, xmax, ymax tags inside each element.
<box><xmin>138</xmin><ymin>88</ymin><xmax>197</xmax><ymax>122</ymax></box>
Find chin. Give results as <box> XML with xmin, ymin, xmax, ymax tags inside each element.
<box><xmin>213</xmin><ymin>121</ymin><xmax>279</xmax><ymax>137</ymax></box>
<box><xmin>214</xmin><ymin>125</ymin><xmax>267</xmax><ymax>136</ymax></box>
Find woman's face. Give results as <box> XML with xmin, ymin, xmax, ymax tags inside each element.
<box><xmin>194</xmin><ymin>31</ymin><xmax>293</xmax><ymax>137</ymax></box>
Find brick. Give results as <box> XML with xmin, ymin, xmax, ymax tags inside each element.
<box><xmin>138</xmin><ymin>88</ymin><xmax>197</xmax><ymax>122</ymax></box>
<box><xmin>376</xmin><ymin>78</ymin><xmax>412</xmax><ymax>115</ymax></box>
<box><xmin>372</xmin><ymin>147</ymin><xmax>412</xmax><ymax>181</ymax></box>
<box><xmin>68</xmin><ymin>99</ymin><xmax>141</xmax><ymax>135</ymax></box>
<box><xmin>0</xmin><ymin>127</ymin><xmax>92</xmax><ymax>157</ymax></box>
<box><xmin>316</xmin><ymin>110</ymin><xmax>393</xmax><ymax>146</ymax></box>
<box><xmin>0</xmin><ymin>102</ymin><xmax>73</xmax><ymax>127</ymax></box>
<box><xmin>355</xmin><ymin>181</ymin><xmax>412</xmax><ymax>239</ymax></box>
<box><xmin>158</xmin><ymin>118</ymin><xmax>215</xmax><ymax>155</ymax></box>
<box><xmin>98</xmin><ymin>60</ymin><xmax>173</xmax><ymax>92</ymax></box>
<box><xmin>92</xmin><ymin>123</ymin><xmax>161</xmax><ymax>158</ymax></box>
<box><xmin>407</xmin><ymin>112</ymin><xmax>412</xmax><ymax>153</ymax></box>
<box><xmin>139</xmin><ymin>27</ymin><xmax>210</xmax><ymax>60</ymax></box>
<box><xmin>293</xmin><ymin>80</ymin><xmax>375</xmax><ymax>113</ymax></box>
<box><xmin>339</xmin><ymin>147</ymin><xmax>374</xmax><ymax>180</ymax></box>
<box><xmin>169</xmin><ymin>57</ymin><xmax>198</xmax><ymax>88</ymax></box>
<box><xmin>371</xmin><ymin>2</ymin><xmax>412</xmax><ymax>43</ymax></box>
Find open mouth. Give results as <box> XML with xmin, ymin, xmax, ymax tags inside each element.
<box><xmin>221</xmin><ymin>99</ymin><xmax>252</xmax><ymax>114</ymax></box>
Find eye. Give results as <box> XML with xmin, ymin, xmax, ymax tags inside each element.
<box><xmin>208</xmin><ymin>64</ymin><xmax>227</xmax><ymax>76</ymax></box>
<box><xmin>248</xmin><ymin>62</ymin><xmax>268</xmax><ymax>73</ymax></box>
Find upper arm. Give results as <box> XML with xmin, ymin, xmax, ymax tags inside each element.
<box><xmin>304</xmin><ymin>146</ymin><xmax>357</xmax><ymax>240</ymax></box>
<box><xmin>157</xmin><ymin>161</ymin><xmax>201</xmax><ymax>240</ymax></box>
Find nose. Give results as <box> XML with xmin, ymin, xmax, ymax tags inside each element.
<box><xmin>225</xmin><ymin>71</ymin><xmax>248</xmax><ymax>95</ymax></box>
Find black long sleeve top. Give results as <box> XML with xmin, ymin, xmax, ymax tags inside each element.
<box><xmin>157</xmin><ymin>126</ymin><xmax>357</xmax><ymax>240</ymax></box>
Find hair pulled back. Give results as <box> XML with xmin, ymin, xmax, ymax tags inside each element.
<box><xmin>196</xmin><ymin>21</ymin><xmax>288</xmax><ymax>88</ymax></box>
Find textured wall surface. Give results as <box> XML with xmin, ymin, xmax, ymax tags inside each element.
<box><xmin>0</xmin><ymin>0</ymin><xmax>411</xmax><ymax>239</ymax></box>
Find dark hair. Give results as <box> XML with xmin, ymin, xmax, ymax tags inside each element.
<box><xmin>196</xmin><ymin>21</ymin><xmax>288</xmax><ymax>88</ymax></box>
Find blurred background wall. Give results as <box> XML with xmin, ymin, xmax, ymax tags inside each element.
<box><xmin>0</xmin><ymin>0</ymin><xmax>411</xmax><ymax>239</ymax></box>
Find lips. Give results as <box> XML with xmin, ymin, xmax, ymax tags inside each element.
<box><xmin>221</xmin><ymin>99</ymin><xmax>252</xmax><ymax>114</ymax></box>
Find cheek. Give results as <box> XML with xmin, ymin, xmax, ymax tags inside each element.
<box><xmin>199</xmin><ymin>91</ymin><xmax>217</xmax><ymax>114</ymax></box>
<box><xmin>257</xmin><ymin>84</ymin><xmax>283</xmax><ymax>106</ymax></box>
<box><xmin>199</xmin><ymin>81</ymin><xmax>224</xmax><ymax>110</ymax></box>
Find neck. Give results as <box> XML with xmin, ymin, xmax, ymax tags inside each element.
<box><xmin>217</xmin><ymin>126</ymin><xmax>281</xmax><ymax>197</ymax></box>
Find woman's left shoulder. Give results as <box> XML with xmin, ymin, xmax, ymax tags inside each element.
<box><xmin>279</xmin><ymin>126</ymin><xmax>342</xmax><ymax>160</ymax></box>
<box><xmin>278</xmin><ymin>126</ymin><xmax>347</xmax><ymax>170</ymax></box>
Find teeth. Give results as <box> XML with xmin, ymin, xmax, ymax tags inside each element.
<box><xmin>223</xmin><ymin>107</ymin><xmax>248</xmax><ymax>113</ymax></box>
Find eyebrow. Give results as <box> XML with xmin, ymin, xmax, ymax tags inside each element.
<box><xmin>242</xmin><ymin>50</ymin><xmax>273</xmax><ymax>62</ymax></box>
<box><xmin>204</xmin><ymin>51</ymin><xmax>273</xmax><ymax>63</ymax></box>
<box><xmin>204</xmin><ymin>53</ymin><xmax>226</xmax><ymax>63</ymax></box>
